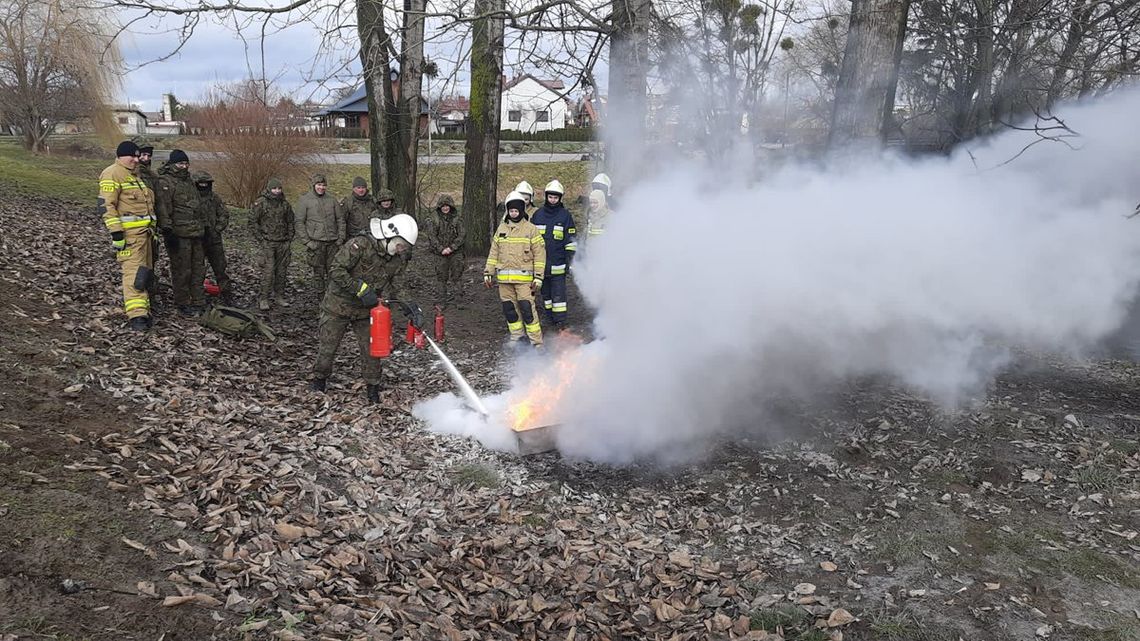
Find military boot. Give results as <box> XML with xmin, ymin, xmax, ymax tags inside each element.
<box><xmin>366</xmin><ymin>384</ymin><xmax>381</xmax><ymax>404</ymax></box>
<box><xmin>309</xmin><ymin>378</ymin><xmax>326</xmax><ymax>392</ymax></box>
<box><xmin>128</xmin><ymin>317</ymin><xmax>151</xmax><ymax>332</ymax></box>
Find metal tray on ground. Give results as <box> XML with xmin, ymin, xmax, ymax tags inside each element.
<box><xmin>512</xmin><ymin>424</ymin><xmax>559</xmax><ymax>455</ymax></box>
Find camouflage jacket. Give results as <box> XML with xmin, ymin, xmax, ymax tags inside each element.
<box><xmin>323</xmin><ymin>235</ymin><xmax>409</xmax><ymax>319</ymax></box>
<box><xmin>425</xmin><ymin>204</ymin><xmax>466</xmax><ymax>255</ymax></box>
<box><xmin>295</xmin><ymin>189</ymin><xmax>345</xmax><ymax>245</ymax></box>
<box><xmin>197</xmin><ymin>190</ymin><xmax>230</xmax><ymax>238</ymax></box>
<box><xmin>340</xmin><ymin>192</ymin><xmax>378</xmax><ymax>239</ymax></box>
<box><xmin>157</xmin><ymin>164</ymin><xmax>203</xmax><ymax>237</ymax></box>
<box><xmin>250</xmin><ymin>191</ymin><xmax>295</xmax><ymax>243</ymax></box>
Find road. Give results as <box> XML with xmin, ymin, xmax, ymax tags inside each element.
<box><xmin>156</xmin><ymin>151</ymin><xmax>589</xmax><ymax>165</ymax></box>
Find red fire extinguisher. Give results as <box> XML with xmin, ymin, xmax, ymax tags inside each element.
<box><xmin>434</xmin><ymin>306</ymin><xmax>445</xmax><ymax>343</ymax></box>
<box><xmin>369</xmin><ymin>302</ymin><xmax>392</xmax><ymax>357</ymax></box>
<box><xmin>203</xmin><ymin>278</ymin><xmax>220</xmax><ymax>297</ymax></box>
<box><xmin>405</xmin><ymin>321</ymin><xmax>417</xmax><ymax>344</ymax></box>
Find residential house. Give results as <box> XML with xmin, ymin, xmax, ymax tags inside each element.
<box><xmin>430</xmin><ymin>96</ymin><xmax>469</xmax><ymax>135</ymax></box>
<box><xmin>315</xmin><ymin>72</ymin><xmax>429</xmax><ymax>137</ymax></box>
<box><xmin>111</xmin><ymin>106</ymin><xmax>148</xmax><ymax>136</ymax></box>
<box><xmin>574</xmin><ymin>92</ymin><xmax>606</xmax><ymax>127</ymax></box>
<box><xmin>500</xmin><ymin>75</ymin><xmax>570</xmax><ymax>132</ymax></box>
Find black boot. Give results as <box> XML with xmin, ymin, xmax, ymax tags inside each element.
<box><xmin>309</xmin><ymin>378</ymin><xmax>326</xmax><ymax>392</ymax></box>
<box><xmin>366</xmin><ymin>384</ymin><xmax>380</xmax><ymax>404</ymax></box>
<box><xmin>128</xmin><ymin>317</ymin><xmax>151</xmax><ymax>332</ymax></box>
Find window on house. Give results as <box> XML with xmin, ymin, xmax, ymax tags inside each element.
<box><xmin>536</xmin><ymin>110</ymin><xmax>550</xmax><ymax>122</ymax></box>
<box><xmin>118</xmin><ymin>116</ymin><xmax>129</xmax><ymax>125</ymax></box>
<box><xmin>508</xmin><ymin>110</ymin><xmax>521</xmax><ymax>122</ymax></box>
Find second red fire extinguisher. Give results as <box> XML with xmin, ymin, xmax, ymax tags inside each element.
<box><xmin>369</xmin><ymin>302</ymin><xmax>392</xmax><ymax>357</ymax></box>
<box><xmin>434</xmin><ymin>306</ymin><xmax>445</xmax><ymax>342</ymax></box>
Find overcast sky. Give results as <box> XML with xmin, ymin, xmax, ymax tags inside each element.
<box><xmin>116</xmin><ymin>9</ymin><xmax>609</xmax><ymax>112</ymax></box>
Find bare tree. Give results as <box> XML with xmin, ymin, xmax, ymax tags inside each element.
<box><xmin>0</xmin><ymin>0</ymin><xmax>119</xmax><ymax>151</ymax></box>
<box><xmin>827</xmin><ymin>0</ymin><xmax>911</xmax><ymax>149</ymax></box>
<box><xmin>461</xmin><ymin>0</ymin><xmax>505</xmax><ymax>254</ymax></box>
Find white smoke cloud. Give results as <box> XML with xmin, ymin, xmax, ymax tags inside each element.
<box><xmin>419</xmin><ymin>86</ymin><xmax>1140</xmax><ymax>464</ymax></box>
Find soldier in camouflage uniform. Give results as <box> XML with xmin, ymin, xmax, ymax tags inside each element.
<box><xmin>424</xmin><ymin>193</ymin><xmax>466</xmax><ymax>307</ymax></box>
<box><xmin>156</xmin><ymin>149</ymin><xmax>206</xmax><ymax>316</ymax></box>
<box><xmin>136</xmin><ymin>145</ymin><xmax>163</xmax><ymax>306</ymax></box>
<box><xmin>194</xmin><ymin>171</ymin><xmax>232</xmax><ymax>303</ymax></box>
<box><xmin>295</xmin><ymin>174</ymin><xmax>345</xmax><ymax>292</ymax></box>
<box><xmin>250</xmin><ymin>178</ymin><xmax>295</xmax><ymax>310</ymax></box>
<box><xmin>310</xmin><ymin>213</ymin><xmax>423</xmax><ymax>404</ymax></box>
<box><xmin>341</xmin><ymin>176</ymin><xmax>378</xmax><ymax>239</ymax></box>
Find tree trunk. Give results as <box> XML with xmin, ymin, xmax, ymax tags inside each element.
<box><xmin>357</xmin><ymin>0</ymin><xmax>395</xmax><ymax>195</ymax></box>
<box><xmin>607</xmin><ymin>0</ymin><xmax>651</xmax><ymax>187</ymax></box>
<box><xmin>994</xmin><ymin>0</ymin><xmax>1035</xmax><ymax>123</ymax></box>
<box><xmin>970</xmin><ymin>0</ymin><xmax>995</xmax><ymax>136</ymax></box>
<box><xmin>460</xmin><ymin>0</ymin><xmax>504</xmax><ymax>256</ymax></box>
<box><xmin>826</xmin><ymin>0</ymin><xmax>912</xmax><ymax>150</ymax></box>
<box><xmin>397</xmin><ymin>0</ymin><xmax>426</xmax><ymax>215</ymax></box>
<box><xmin>1046</xmin><ymin>1</ymin><xmax>1093</xmax><ymax>109</ymax></box>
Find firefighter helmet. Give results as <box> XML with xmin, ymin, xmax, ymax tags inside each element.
<box><xmin>544</xmin><ymin>180</ymin><xmax>565</xmax><ymax>196</ymax></box>
<box><xmin>591</xmin><ymin>173</ymin><xmax>611</xmax><ymax>192</ymax></box>
<box><xmin>515</xmin><ymin>180</ymin><xmax>534</xmax><ymax>198</ymax></box>
<box><xmin>371</xmin><ymin>213</ymin><xmax>419</xmax><ymax>247</ymax></box>
<box><xmin>505</xmin><ymin>191</ymin><xmax>527</xmax><ymax>215</ymax></box>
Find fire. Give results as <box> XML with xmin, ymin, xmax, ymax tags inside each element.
<box><xmin>506</xmin><ymin>339</ymin><xmax>591</xmax><ymax>431</ymax></box>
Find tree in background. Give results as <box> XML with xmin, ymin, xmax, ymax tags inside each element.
<box><xmin>0</xmin><ymin>0</ymin><xmax>119</xmax><ymax>151</ymax></box>
<box><xmin>183</xmin><ymin>82</ymin><xmax>318</xmax><ymax>207</ymax></box>
<box><xmin>461</xmin><ymin>0</ymin><xmax>505</xmax><ymax>254</ymax></box>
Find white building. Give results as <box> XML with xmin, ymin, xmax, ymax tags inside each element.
<box><xmin>111</xmin><ymin>107</ymin><xmax>148</xmax><ymax>136</ymax></box>
<box><xmin>500</xmin><ymin>75</ymin><xmax>570</xmax><ymax>133</ymax></box>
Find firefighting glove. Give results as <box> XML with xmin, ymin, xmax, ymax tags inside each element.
<box><xmin>356</xmin><ymin>282</ymin><xmax>379</xmax><ymax>308</ymax></box>
<box><xmin>483</xmin><ymin>273</ymin><xmax>493</xmax><ymax>288</ymax></box>
<box><xmin>531</xmin><ymin>278</ymin><xmax>543</xmax><ymax>293</ymax></box>
<box><xmin>111</xmin><ymin>231</ymin><xmax>126</xmax><ymax>251</ymax></box>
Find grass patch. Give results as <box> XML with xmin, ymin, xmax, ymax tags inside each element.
<box><xmin>0</xmin><ymin>139</ymin><xmax>105</xmax><ymax>203</ymax></box>
<box><xmin>452</xmin><ymin>462</ymin><xmax>501</xmax><ymax>489</ymax></box>
<box><xmin>1074</xmin><ymin>462</ymin><xmax>1120</xmax><ymax>492</ymax></box>
<box><xmin>749</xmin><ymin>606</ymin><xmax>827</xmax><ymax>640</ymax></box>
<box><xmin>865</xmin><ymin>607</ymin><xmax>957</xmax><ymax>641</ymax></box>
<box><xmin>1057</xmin><ymin>549</ymin><xmax>1140</xmax><ymax>589</ymax></box>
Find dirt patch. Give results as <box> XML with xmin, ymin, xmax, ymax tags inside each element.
<box><xmin>0</xmin><ymin>275</ymin><xmax>233</xmax><ymax>639</ymax></box>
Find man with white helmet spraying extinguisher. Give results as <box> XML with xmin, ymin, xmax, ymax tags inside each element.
<box><xmin>530</xmin><ymin>180</ymin><xmax>577</xmax><ymax>331</ymax></box>
<box><xmin>310</xmin><ymin>213</ymin><xmax>424</xmax><ymax>404</ymax></box>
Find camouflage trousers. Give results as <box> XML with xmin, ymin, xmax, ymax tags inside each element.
<box><xmin>435</xmin><ymin>252</ymin><xmax>466</xmax><ymax>306</ymax></box>
<box><xmin>307</xmin><ymin>240</ymin><xmax>339</xmax><ymax>291</ymax></box>
<box><xmin>312</xmin><ymin>310</ymin><xmax>381</xmax><ymax>385</ymax></box>
<box><xmin>204</xmin><ymin>232</ymin><xmax>231</xmax><ymax>295</ymax></box>
<box><xmin>170</xmin><ymin>235</ymin><xmax>206</xmax><ymax>306</ymax></box>
<box><xmin>259</xmin><ymin>240</ymin><xmax>291</xmax><ymax>300</ymax></box>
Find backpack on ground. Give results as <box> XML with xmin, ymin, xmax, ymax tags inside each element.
<box><xmin>198</xmin><ymin>305</ymin><xmax>276</xmax><ymax>341</ymax></box>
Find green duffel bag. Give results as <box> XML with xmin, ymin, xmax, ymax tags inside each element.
<box><xmin>198</xmin><ymin>305</ymin><xmax>276</xmax><ymax>341</ymax></box>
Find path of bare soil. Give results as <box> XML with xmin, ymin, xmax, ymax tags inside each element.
<box><xmin>1</xmin><ymin>192</ymin><xmax>1138</xmax><ymax>641</ymax></box>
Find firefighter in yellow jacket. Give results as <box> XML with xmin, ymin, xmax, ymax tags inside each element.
<box><xmin>484</xmin><ymin>191</ymin><xmax>546</xmax><ymax>347</ymax></box>
<box><xmin>100</xmin><ymin>141</ymin><xmax>156</xmax><ymax>331</ymax></box>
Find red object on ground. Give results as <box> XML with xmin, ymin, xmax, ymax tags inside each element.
<box><xmin>369</xmin><ymin>303</ymin><xmax>392</xmax><ymax>357</ymax></box>
<box><xmin>434</xmin><ymin>306</ymin><xmax>445</xmax><ymax>342</ymax></box>
<box><xmin>405</xmin><ymin>321</ymin><xmax>416</xmax><ymax>344</ymax></box>
<box><xmin>203</xmin><ymin>279</ymin><xmax>220</xmax><ymax>296</ymax></box>
<box><xmin>414</xmin><ymin>329</ymin><xmax>426</xmax><ymax>349</ymax></box>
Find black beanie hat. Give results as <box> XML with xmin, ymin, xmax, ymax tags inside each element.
<box><xmin>116</xmin><ymin>141</ymin><xmax>139</xmax><ymax>157</ymax></box>
<box><xmin>138</xmin><ymin>145</ymin><xmax>154</xmax><ymax>154</ymax></box>
<box><xmin>168</xmin><ymin>149</ymin><xmax>189</xmax><ymax>164</ymax></box>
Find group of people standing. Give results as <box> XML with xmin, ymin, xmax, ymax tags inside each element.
<box><xmin>99</xmin><ymin>138</ymin><xmax>614</xmax><ymax>401</ymax></box>
<box><xmin>99</xmin><ymin>141</ymin><xmax>231</xmax><ymax>330</ymax></box>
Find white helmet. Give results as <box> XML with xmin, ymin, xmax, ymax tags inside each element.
<box><xmin>544</xmin><ymin>179</ymin><xmax>565</xmax><ymax>196</ymax></box>
<box><xmin>591</xmin><ymin>173</ymin><xmax>612</xmax><ymax>192</ymax></box>
<box><xmin>371</xmin><ymin>213</ymin><xmax>419</xmax><ymax>246</ymax></box>
<box><xmin>515</xmin><ymin>180</ymin><xmax>534</xmax><ymax>198</ymax></box>
<box><xmin>504</xmin><ymin>190</ymin><xmax>527</xmax><ymax>214</ymax></box>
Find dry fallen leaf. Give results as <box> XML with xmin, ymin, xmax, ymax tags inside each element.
<box><xmin>827</xmin><ymin>608</ymin><xmax>856</xmax><ymax>627</ymax></box>
<box><xmin>794</xmin><ymin>583</ymin><xmax>817</xmax><ymax>595</ymax></box>
<box><xmin>820</xmin><ymin>561</ymin><xmax>838</xmax><ymax>572</ymax></box>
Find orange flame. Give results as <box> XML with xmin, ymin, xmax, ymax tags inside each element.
<box><xmin>507</xmin><ymin>338</ymin><xmax>590</xmax><ymax>431</ymax></box>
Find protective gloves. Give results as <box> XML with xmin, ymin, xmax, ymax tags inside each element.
<box><xmin>483</xmin><ymin>273</ymin><xmax>494</xmax><ymax>288</ymax></box>
<box><xmin>111</xmin><ymin>231</ymin><xmax>126</xmax><ymax>251</ymax></box>
<box><xmin>531</xmin><ymin>278</ymin><xmax>543</xmax><ymax>293</ymax></box>
<box><xmin>356</xmin><ymin>282</ymin><xmax>379</xmax><ymax>308</ymax></box>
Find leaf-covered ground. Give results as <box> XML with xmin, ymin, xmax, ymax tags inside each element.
<box><xmin>1</xmin><ymin>190</ymin><xmax>1139</xmax><ymax>640</ymax></box>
